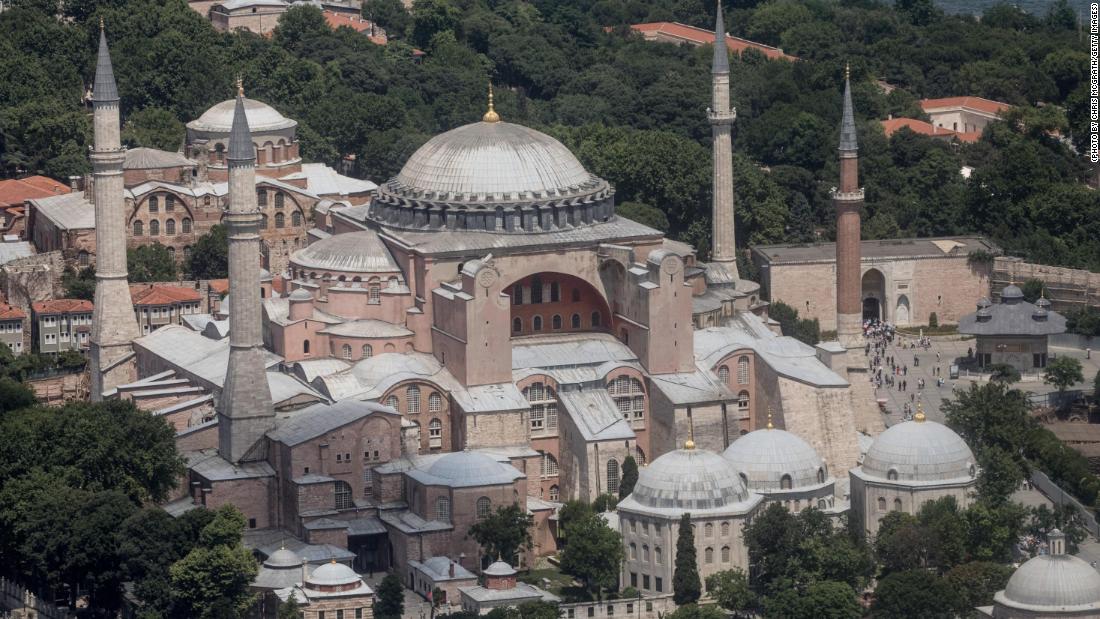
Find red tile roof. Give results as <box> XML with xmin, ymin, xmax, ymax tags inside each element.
<box><xmin>324</xmin><ymin>10</ymin><xmax>387</xmax><ymax>44</ymax></box>
<box><xmin>920</xmin><ymin>96</ymin><xmax>1011</xmax><ymax>116</ymax></box>
<box><xmin>629</xmin><ymin>22</ymin><xmax>796</xmax><ymax>61</ymax></box>
<box><xmin>0</xmin><ymin>176</ymin><xmax>70</xmax><ymax>208</ymax></box>
<box><xmin>0</xmin><ymin>303</ymin><xmax>25</xmax><ymax>320</ymax></box>
<box><xmin>272</xmin><ymin>275</ymin><xmax>286</xmax><ymax>295</ymax></box>
<box><xmin>32</xmin><ymin>299</ymin><xmax>93</xmax><ymax>314</ymax></box>
<box><xmin>208</xmin><ymin>279</ymin><xmax>229</xmax><ymax>295</ymax></box>
<box><xmin>129</xmin><ymin>284</ymin><xmax>203</xmax><ymax>306</ymax></box>
<box><xmin>880</xmin><ymin>117</ymin><xmax>982</xmax><ymax>144</ymax></box>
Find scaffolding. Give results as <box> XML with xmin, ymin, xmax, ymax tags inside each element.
<box><xmin>992</xmin><ymin>257</ymin><xmax>1100</xmax><ymax>312</ymax></box>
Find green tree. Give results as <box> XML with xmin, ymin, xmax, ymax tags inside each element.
<box><xmin>61</xmin><ymin>265</ymin><xmax>96</xmax><ymax>301</ymax></box>
<box><xmin>663</xmin><ymin>604</ymin><xmax>725</xmax><ymax>619</ymax></box>
<box><xmin>763</xmin><ymin>581</ymin><xmax>860</xmax><ymax>619</ymax></box>
<box><xmin>375</xmin><ymin>573</ymin><xmax>405</xmax><ymax>618</ymax></box>
<box><xmin>704</xmin><ymin>569</ymin><xmax>754</xmax><ymax>613</ymax></box>
<box><xmin>988</xmin><ymin>363</ymin><xmax>1021</xmax><ymax>384</ymax></box>
<box><xmin>871</xmin><ymin>570</ymin><xmax>958</xmax><ymax>619</ymax></box>
<box><xmin>618</xmin><ymin>456</ymin><xmax>639</xmax><ymax>499</ymax></box>
<box><xmin>362</xmin><ymin>0</ymin><xmax>410</xmax><ymax>36</ymax></box>
<box><xmin>928</xmin><ymin>311</ymin><xmax>938</xmax><ymax>328</ymax></box>
<box><xmin>128</xmin><ymin>243</ymin><xmax>178</xmax><ymax>283</ymax></box>
<box><xmin>673</xmin><ymin>513</ymin><xmax>701</xmax><ymax>605</ymax></box>
<box><xmin>467</xmin><ymin>503</ymin><xmax>534</xmax><ymax>564</ymax></box>
<box><xmin>169</xmin><ymin>543</ymin><xmax>258</xmax><ymax>619</ymax></box>
<box><xmin>188</xmin><ymin>224</ymin><xmax>229</xmax><ymax>279</ymax></box>
<box><xmin>615</xmin><ymin>202</ymin><xmax>669</xmax><ymax>232</ymax></box>
<box><xmin>121</xmin><ymin>107</ymin><xmax>185</xmax><ymax>151</ymax></box>
<box><xmin>1044</xmin><ymin>356</ymin><xmax>1084</xmax><ymax>399</ymax></box>
<box><xmin>558</xmin><ymin>512</ymin><xmax>623</xmax><ymax>597</ymax></box>
<box><xmin>943</xmin><ymin>561</ymin><xmax>1013</xmax><ymax>615</ymax></box>
<box><xmin>592</xmin><ymin>493</ymin><xmax>619</xmax><ymax>513</ymax></box>
<box><xmin>277</xmin><ymin>596</ymin><xmax>304</xmax><ymax>619</ymax></box>
<box><xmin>1021</xmin><ymin>279</ymin><xmax>1048</xmax><ymax>303</ymax></box>
<box><xmin>0</xmin><ymin>376</ymin><xmax>36</xmax><ymax>413</ymax></box>
<box><xmin>556</xmin><ymin>500</ymin><xmax>592</xmax><ymax>548</ymax></box>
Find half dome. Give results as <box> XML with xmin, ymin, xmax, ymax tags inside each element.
<box><xmin>861</xmin><ymin>419</ymin><xmax>976</xmax><ymax>482</ymax></box>
<box><xmin>188</xmin><ymin>98</ymin><xmax>297</xmax><ymax>133</ymax></box>
<box><xmin>722</xmin><ymin>428</ymin><xmax>828</xmax><ymax>491</ymax></box>
<box><xmin>291</xmin><ymin>230</ymin><xmax>401</xmax><ymax>275</ymax></box>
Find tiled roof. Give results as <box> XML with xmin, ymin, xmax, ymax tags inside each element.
<box><xmin>0</xmin><ymin>302</ymin><xmax>25</xmax><ymax>320</ymax></box>
<box><xmin>0</xmin><ymin>176</ymin><xmax>70</xmax><ymax>208</ymax></box>
<box><xmin>32</xmin><ymin>299</ymin><xmax>93</xmax><ymax>314</ymax></box>
<box><xmin>920</xmin><ymin>96</ymin><xmax>1011</xmax><ymax>116</ymax></box>
<box><xmin>880</xmin><ymin>117</ymin><xmax>981</xmax><ymax>143</ymax></box>
<box><xmin>323</xmin><ymin>10</ymin><xmax>387</xmax><ymax>44</ymax></box>
<box><xmin>629</xmin><ymin>22</ymin><xmax>796</xmax><ymax>60</ymax></box>
<box><xmin>130</xmin><ymin>284</ymin><xmax>203</xmax><ymax>306</ymax></box>
<box><xmin>209</xmin><ymin>279</ymin><xmax>229</xmax><ymax>294</ymax></box>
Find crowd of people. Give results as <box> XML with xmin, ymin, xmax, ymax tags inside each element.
<box><xmin>863</xmin><ymin>319</ymin><xmax>949</xmax><ymax>421</ymax></box>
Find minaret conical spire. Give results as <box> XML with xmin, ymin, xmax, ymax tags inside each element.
<box><xmin>227</xmin><ymin>80</ymin><xmax>254</xmax><ymax>161</ymax></box>
<box><xmin>839</xmin><ymin>64</ymin><xmax>858</xmax><ymax>152</ymax></box>
<box><xmin>712</xmin><ymin>0</ymin><xmax>728</xmax><ymax>75</ymax></box>
<box><xmin>92</xmin><ymin>21</ymin><xmax>119</xmax><ymax>103</ymax></box>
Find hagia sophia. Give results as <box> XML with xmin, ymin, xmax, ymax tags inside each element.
<box><xmin>65</xmin><ymin>10</ymin><xmax>1100</xmax><ymax>619</ymax></box>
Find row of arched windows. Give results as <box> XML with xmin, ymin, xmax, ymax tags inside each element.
<box><xmin>512</xmin><ymin>280</ymin><xmax>582</xmax><ymax>305</ymax></box>
<box><xmin>702</xmin><ymin>546</ymin><xmax>733</xmax><ymax>564</ymax></box>
<box><xmin>512</xmin><ymin>312</ymin><xmax>601</xmax><ymax>334</ymax></box>
<box><xmin>257</xmin><ymin>190</ymin><xmax>288</xmax><ymax>209</ymax></box>
<box><xmin>524</xmin><ymin>382</ymin><xmax>557</xmax><ymax>433</ymax></box>
<box><xmin>259</xmin><ymin>212</ymin><xmax>302</xmax><ymax>228</ymax></box>
<box><xmin>877</xmin><ymin>497</ymin><xmax>903</xmax><ymax>512</ymax></box>
<box><xmin>133</xmin><ymin>218</ymin><xmax>192</xmax><ymax>236</ymax></box>
<box><xmin>717</xmin><ymin>356</ymin><xmax>751</xmax><ymax>385</ymax></box>
<box><xmin>382</xmin><ymin>386</ymin><xmax>444</xmax><ymax>414</ymax></box>
<box><xmin>628</xmin><ymin>543</ymin><xmax>663</xmax><ymax>564</ymax></box>
<box><xmin>609</xmin><ymin>376</ymin><xmax>645</xmax><ymax>421</ymax></box>
<box><xmin>341</xmin><ymin>343</ymin><xmax>373</xmax><ymax>359</ymax></box>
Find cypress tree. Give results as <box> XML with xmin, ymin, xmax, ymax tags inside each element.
<box><xmin>673</xmin><ymin>512</ymin><xmax>702</xmax><ymax>604</ymax></box>
<box><xmin>619</xmin><ymin>456</ymin><xmax>639</xmax><ymax>498</ymax></box>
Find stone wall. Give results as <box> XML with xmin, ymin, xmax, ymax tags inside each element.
<box><xmin>0</xmin><ymin>251</ymin><xmax>65</xmax><ymax>310</ymax></box>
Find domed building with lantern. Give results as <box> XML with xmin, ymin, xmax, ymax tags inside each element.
<box><xmin>958</xmin><ymin>283</ymin><xmax>1067</xmax><ymax>375</ymax></box>
<box><xmin>978</xmin><ymin>529</ymin><xmax>1100</xmax><ymax>618</ymax></box>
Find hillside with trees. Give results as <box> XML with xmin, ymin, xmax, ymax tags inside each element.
<box><xmin>1</xmin><ymin>0</ymin><xmax>1095</xmax><ymax>270</ymax></box>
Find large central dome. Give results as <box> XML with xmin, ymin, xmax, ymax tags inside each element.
<box><xmin>369</xmin><ymin>119</ymin><xmax>615</xmax><ymax>233</ymax></box>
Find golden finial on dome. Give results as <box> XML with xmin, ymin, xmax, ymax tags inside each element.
<box><xmin>236</xmin><ymin>75</ymin><xmax>244</xmax><ymax>98</ymax></box>
<box><xmin>766</xmin><ymin>406</ymin><xmax>774</xmax><ymax>429</ymax></box>
<box><xmin>684</xmin><ymin>414</ymin><xmax>696</xmax><ymax>450</ymax></box>
<box><xmin>914</xmin><ymin>401</ymin><xmax>926</xmax><ymax>423</ymax></box>
<box><xmin>483</xmin><ymin>82</ymin><xmax>501</xmax><ymax>123</ymax></box>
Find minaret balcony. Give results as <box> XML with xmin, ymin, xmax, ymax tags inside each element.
<box><xmin>707</xmin><ymin>109</ymin><xmax>737</xmax><ymax>125</ymax></box>
<box><xmin>830</xmin><ymin>188</ymin><xmax>864</xmax><ymax>201</ymax></box>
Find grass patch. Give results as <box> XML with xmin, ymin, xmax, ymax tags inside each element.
<box><xmin>520</xmin><ymin>567</ymin><xmax>577</xmax><ymax>596</ymax></box>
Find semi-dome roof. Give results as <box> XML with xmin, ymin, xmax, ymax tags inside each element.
<box><xmin>395</xmin><ymin>121</ymin><xmax>593</xmax><ymax>199</ymax></box>
<box><xmin>998</xmin><ymin>554</ymin><xmax>1100</xmax><ymax>612</ymax></box>
<box><xmin>264</xmin><ymin>547</ymin><xmax>302</xmax><ymax>568</ymax></box>
<box><xmin>407</xmin><ymin>450</ymin><xmax>525</xmax><ymax>488</ymax></box>
<box><xmin>722</xmin><ymin>427</ymin><xmax>828</xmax><ymax>491</ymax></box>
<box><xmin>291</xmin><ymin>230</ymin><xmax>401</xmax><ymax>274</ymax></box>
<box><xmin>625</xmin><ymin>448</ymin><xmax>754</xmax><ymax>513</ymax></box>
<box><xmin>288</xmin><ymin>288</ymin><xmax>313</xmax><ymax>301</ymax></box>
<box><xmin>861</xmin><ymin>418</ymin><xmax>976</xmax><ymax>482</ymax></box>
<box><xmin>188</xmin><ymin>97</ymin><xmax>297</xmax><ymax>133</ymax></box>
<box><xmin>306</xmin><ymin>561</ymin><xmax>360</xmax><ymax>587</ymax></box>
<box><xmin>368</xmin><ymin>118</ymin><xmax>616</xmax><ymax>233</ymax></box>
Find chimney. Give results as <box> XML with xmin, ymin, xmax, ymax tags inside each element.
<box><xmin>449</xmin><ymin>561</ymin><xmax>455</xmax><ymax>578</ymax></box>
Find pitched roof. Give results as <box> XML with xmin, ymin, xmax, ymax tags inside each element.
<box><xmin>209</xmin><ymin>279</ymin><xmax>229</xmax><ymax>294</ymax></box>
<box><xmin>920</xmin><ymin>96</ymin><xmax>1011</xmax><ymax>116</ymax></box>
<box><xmin>0</xmin><ymin>303</ymin><xmax>25</xmax><ymax>320</ymax></box>
<box><xmin>630</xmin><ymin>22</ymin><xmax>796</xmax><ymax>61</ymax></box>
<box><xmin>129</xmin><ymin>284</ymin><xmax>203</xmax><ymax>306</ymax></box>
<box><xmin>879</xmin><ymin>117</ymin><xmax>981</xmax><ymax>143</ymax></box>
<box><xmin>29</xmin><ymin>192</ymin><xmax>96</xmax><ymax>230</ymax></box>
<box><xmin>32</xmin><ymin>299</ymin><xmax>93</xmax><ymax>314</ymax></box>
<box><xmin>0</xmin><ymin>176</ymin><xmax>70</xmax><ymax>208</ymax></box>
<box><xmin>323</xmin><ymin>10</ymin><xmax>387</xmax><ymax>44</ymax></box>
<box><xmin>124</xmin><ymin>148</ymin><xmax>194</xmax><ymax>170</ymax></box>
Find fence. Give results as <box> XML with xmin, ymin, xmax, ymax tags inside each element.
<box><xmin>559</xmin><ymin>595</ymin><xmax>677</xmax><ymax>619</ymax></box>
<box><xmin>1027</xmin><ymin>389</ymin><xmax>1087</xmax><ymax>409</ymax></box>
<box><xmin>1029</xmin><ymin>470</ymin><xmax>1100</xmax><ymax>538</ymax></box>
<box><xmin>0</xmin><ymin>577</ymin><xmax>71</xmax><ymax>619</ymax></box>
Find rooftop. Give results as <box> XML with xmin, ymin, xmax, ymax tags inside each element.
<box><xmin>124</xmin><ymin>147</ymin><xmax>195</xmax><ymax>170</ymax></box>
<box><xmin>280</xmin><ymin>163</ymin><xmax>378</xmax><ymax>198</ymax></box>
<box><xmin>32</xmin><ymin>299</ymin><xmax>93</xmax><ymax>314</ymax></box>
<box><xmin>28</xmin><ymin>192</ymin><xmax>95</xmax><ymax>231</ymax></box>
<box><xmin>0</xmin><ymin>241</ymin><xmax>34</xmax><ymax>265</ymax></box>
<box><xmin>130</xmin><ymin>284</ymin><xmax>203</xmax><ymax>306</ymax></box>
<box><xmin>753</xmin><ymin>235</ymin><xmax>998</xmax><ymax>265</ymax></box>
<box><xmin>269</xmin><ymin>399</ymin><xmax>398</xmax><ymax>446</ymax></box>
<box><xmin>0</xmin><ymin>175</ymin><xmax>69</xmax><ymax>208</ymax></box>
<box><xmin>920</xmin><ymin>96</ymin><xmax>1011</xmax><ymax>116</ymax></box>
<box><xmin>880</xmin><ymin>117</ymin><xmax>981</xmax><ymax>143</ymax></box>
<box><xmin>629</xmin><ymin>22</ymin><xmax>796</xmax><ymax>61</ymax></box>
<box><xmin>0</xmin><ymin>302</ymin><xmax>26</xmax><ymax>320</ymax></box>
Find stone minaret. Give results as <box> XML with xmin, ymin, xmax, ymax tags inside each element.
<box><xmin>89</xmin><ymin>23</ymin><xmax>140</xmax><ymax>400</ymax></box>
<box><xmin>218</xmin><ymin>80</ymin><xmax>275</xmax><ymax>463</ymax></box>
<box><xmin>709</xmin><ymin>0</ymin><xmax>738</xmax><ymax>278</ymax></box>
<box><xmin>834</xmin><ymin>65</ymin><xmax>864</xmax><ymax>348</ymax></box>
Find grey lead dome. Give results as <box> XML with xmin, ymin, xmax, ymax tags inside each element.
<box><xmin>998</xmin><ymin>554</ymin><xmax>1100</xmax><ymax>612</ymax></box>
<box><xmin>628</xmin><ymin>448</ymin><xmax>751</xmax><ymax>511</ymax></box>
<box><xmin>861</xmin><ymin>419</ymin><xmax>976</xmax><ymax>482</ymax></box>
<box><xmin>722</xmin><ymin>428</ymin><xmax>828</xmax><ymax>491</ymax></box>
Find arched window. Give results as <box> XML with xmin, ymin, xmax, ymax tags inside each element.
<box><xmin>552</xmin><ymin>314</ymin><xmax>562</xmax><ymax>330</ymax></box>
<box><xmin>737</xmin><ymin>356</ymin><xmax>750</xmax><ymax>384</ymax></box>
<box><xmin>429</xmin><ymin>392</ymin><xmax>442</xmax><ymax>412</ymax></box>
<box><xmin>165</xmin><ymin>219</ymin><xmax>176</xmax><ymax>235</ymax></box>
<box><xmin>635</xmin><ymin>447</ymin><xmax>646</xmax><ymax>466</ymax></box>
<box><xmin>363</xmin><ymin>344</ymin><xmax>372</xmax><ymax>358</ymax></box>
<box><xmin>369</xmin><ymin>284</ymin><xmax>381</xmax><ymax>304</ymax></box>
<box><xmin>260</xmin><ymin>214</ymin><xmax>268</xmax><ymax>229</ymax></box>
<box><xmin>385</xmin><ymin>395</ymin><xmax>398</xmax><ymax>409</ymax></box>
<box><xmin>718</xmin><ymin>365</ymin><xmax>730</xmax><ymax>384</ymax></box>
<box><xmin>887</xmin><ymin>469</ymin><xmax>899</xmax><ymax>481</ymax></box>
<box><xmin>335</xmin><ymin>481</ymin><xmax>353</xmax><ymax>510</ymax></box>
<box><xmin>512</xmin><ymin>285</ymin><xmax>524</xmax><ymax>305</ymax></box>
<box><xmin>524</xmin><ymin>382</ymin><xmax>557</xmax><ymax>432</ymax></box>
<box><xmin>512</xmin><ymin>317</ymin><xmax>522</xmax><ymax>334</ymax></box>
<box><xmin>257</xmin><ymin>190</ymin><xmax>267</xmax><ymax>207</ymax></box>
<box><xmin>531</xmin><ymin>277</ymin><xmax>543</xmax><ymax>303</ymax></box>
<box><xmin>182</xmin><ymin>217</ymin><xmax>192</xmax><ymax>233</ymax></box>
<box><xmin>292</xmin><ymin>211</ymin><xmax>302</xmax><ymax>226</ymax></box>
<box><xmin>739</xmin><ymin>472</ymin><xmax>748</xmax><ymax>488</ymax></box>
<box><xmin>303</xmin><ymin>339</ymin><xmax>310</xmax><ymax>354</ymax></box>
<box><xmin>548</xmin><ymin>485</ymin><xmax>559</xmax><ymax>501</ymax></box>
<box><xmin>167</xmin><ymin>246</ymin><xmax>175</xmax><ymax>261</ymax></box>
<box><xmin>274</xmin><ymin>192</ymin><xmax>285</xmax><ymax>209</ymax></box>
<box><xmin>642</xmin><ymin>545</ymin><xmax>649</xmax><ymax>562</ymax></box>
<box><xmin>275</xmin><ymin>212</ymin><xmax>285</xmax><ymax>228</ymax></box>
<box><xmin>655</xmin><ymin>546</ymin><xmax>662</xmax><ymax>564</ymax></box>
<box><xmin>721</xmin><ymin>522</ymin><xmax>730</xmax><ymax>536</ymax></box>
<box><xmin>893</xmin><ymin>498</ymin><xmax>902</xmax><ymax>511</ymax></box>
<box><xmin>149</xmin><ymin>220</ymin><xmax>159</xmax><ymax>235</ymax></box>
<box><xmin>148</xmin><ymin>196</ymin><xmax>159</xmax><ymax>213</ymax></box>
<box><xmin>435</xmin><ymin>496</ymin><xmax>450</xmax><ymax>522</ymax></box>
<box><xmin>165</xmin><ymin>195</ymin><xmax>175</xmax><ymax>212</ymax></box>
<box><xmin>591</xmin><ymin>312</ymin><xmax>601</xmax><ymax>327</ymax></box>
<box><xmin>78</xmin><ymin>250</ymin><xmax>90</xmax><ymax>266</ymax></box>
<box><xmin>533</xmin><ymin>316</ymin><xmax>543</xmax><ymax>331</ymax></box>
<box><xmin>549</xmin><ymin>282</ymin><xmax>560</xmax><ymax>302</ymax></box>
<box><xmin>342</xmin><ymin>344</ymin><xmax>352</xmax><ymax>359</ymax></box>
<box><xmin>540</xmin><ymin>451</ymin><xmax>559</xmax><ymax>477</ymax></box>
<box><xmin>407</xmin><ymin>386</ymin><xmax>421</xmax><ymax>413</ymax></box>
<box><xmin>721</xmin><ymin>546</ymin><xmax>730</xmax><ymax>562</ymax></box>
<box><xmin>738</xmin><ymin>391</ymin><xmax>749</xmax><ymax>411</ymax></box>
<box><xmin>428</xmin><ymin>418</ymin><xmax>442</xmax><ymax>448</ymax></box>
<box><xmin>780</xmin><ymin>474</ymin><xmax>792</xmax><ymax>490</ymax></box>
<box><xmin>133</xmin><ymin>220</ymin><xmax>143</xmax><ymax>236</ymax></box>
<box><xmin>607</xmin><ymin>458</ymin><xmax>620</xmax><ymax>495</ymax></box>
<box><xmin>817</xmin><ymin>468</ymin><xmax>826</xmax><ymax>484</ymax></box>
<box><xmin>571</xmin><ymin>313</ymin><xmax>581</xmax><ymax>329</ymax></box>
<box><xmin>705</xmin><ymin>547</ymin><xmax>714</xmax><ymax>563</ymax></box>
<box><xmin>609</xmin><ymin>376</ymin><xmax>645</xmax><ymax>421</ymax></box>
<box><xmin>629</xmin><ymin>543</ymin><xmax>637</xmax><ymax>560</ymax></box>
<box><xmin>877</xmin><ymin>497</ymin><xmax>887</xmax><ymax>511</ymax></box>
<box><xmin>476</xmin><ymin>497</ymin><xmax>491</xmax><ymax>519</ymax></box>
<box><xmin>704</xmin><ymin>523</ymin><xmax>713</xmax><ymax>537</ymax></box>
<box><xmin>203</xmin><ymin>195</ymin><xmax>211</xmax><ymax>206</ymax></box>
